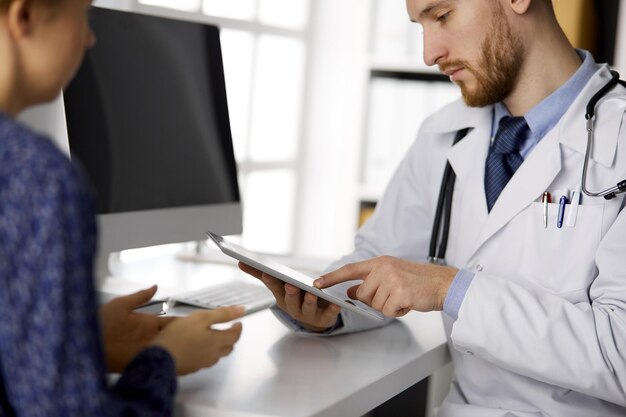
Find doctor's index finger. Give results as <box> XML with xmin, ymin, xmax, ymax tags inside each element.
<box><xmin>315</xmin><ymin>259</ymin><xmax>376</xmax><ymax>288</ymax></box>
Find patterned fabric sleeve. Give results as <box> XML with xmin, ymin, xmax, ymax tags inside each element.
<box><xmin>0</xmin><ymin>119</ymin><xmax>177</xmax><ymax>417</ymax></box>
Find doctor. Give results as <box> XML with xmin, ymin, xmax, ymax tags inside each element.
<box><xmin>241</xmin><ymin>0</ymin><xmax>626</xmax><ymax>415</ymax></box>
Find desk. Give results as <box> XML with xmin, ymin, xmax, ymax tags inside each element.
<box><xmin>101</xmin><ymin>250</ymin><xmax>450</xmax><ymax>417</ymax></box>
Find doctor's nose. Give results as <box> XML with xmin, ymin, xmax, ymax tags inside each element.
<box><xmin>422</xmin><ymin>31</ymin><xmax>447</xmax><ymax>67</ymax></box>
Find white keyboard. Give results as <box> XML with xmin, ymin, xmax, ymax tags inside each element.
<box><xmin>173</xmin><ymin>281</ymin><xmax>275</xmax><ymax>314</ymax></box>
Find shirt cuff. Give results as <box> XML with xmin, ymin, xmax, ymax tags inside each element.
<box><xmin>443</xmin><ymin>269</ymin><xmax>475</xmax><ymax>321</ymax></box>
<box><xmin>271</xmin><ymin>305</ymin><xmax>344</xmax><ymax>335</ymax></box>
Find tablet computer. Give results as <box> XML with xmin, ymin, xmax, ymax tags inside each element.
<box><xmin>206</xmin><ymin>231</ymin><xmax>385</xmax><ymax>321</ymax></box>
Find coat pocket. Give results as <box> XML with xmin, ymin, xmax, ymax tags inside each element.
<box><xmin>519</xmin><ymin>202</ymin><xmax>604</xmax><ymax>294</ymax></box>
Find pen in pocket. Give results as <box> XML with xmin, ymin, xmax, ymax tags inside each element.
<box><xmin>542</xmin><ymin>191</ymin><xmax>551</xmax><ymax>228</ymax></box>
<box><xmin>566</xmin><ymin>186</ymin><xmax>581</xmax><ymax>228</ymax></box>
<box><xmin>557</xmin><ymin>194</ymin><xmax>568</xmax><ymax>228</ymax></box>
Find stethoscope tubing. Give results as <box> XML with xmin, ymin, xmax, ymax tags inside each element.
<box><xmin>428</xmin><ymin>128</ymin><xmax>468</xmax><ymax>264</ymax></box>
<box><xmin>581</xmin><ymin>71</ymin><xmax>626</xmax><ymax>199</ymax></box>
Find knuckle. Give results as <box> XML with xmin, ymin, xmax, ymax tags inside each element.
<box><xmin>356</xmin><ymin>284</ymin><xmax>369</xmax><ymax>298</ymax></box>
<box><xmin>377</xmin><ymin>255</ymin><xmax>395</xmax><ymax>265</ymax></box>
<box><xmin>382</xmin><ymin>306</ymin><xmax>395</xmax><ymax>317</ymax></box>
<box><xmin>342</xmin><ymin>262</ymin><xmax>356</xmax><ymax>274</ymax></box>
<box><xmin>379</xmin><ymin>263</ymin><xmax>395</xmax><ymax>276</ymax></box>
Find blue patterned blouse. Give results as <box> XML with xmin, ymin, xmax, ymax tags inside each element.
<box><xmin>0</xmin><ymin>114</ymin><xmax>177</xmax><ymax>416</ymax></box>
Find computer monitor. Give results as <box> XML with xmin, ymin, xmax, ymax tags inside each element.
<box><xmin>61</xmin><ymin>7</ymin><xmax>242</xmax><ymax>276</ymax></box>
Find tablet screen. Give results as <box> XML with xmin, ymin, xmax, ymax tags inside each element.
<box><xmin>207</xmin><ymin>232</ymin><xmax>385</xmax><ymax>321</ymax></box>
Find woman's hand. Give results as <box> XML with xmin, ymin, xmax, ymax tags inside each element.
<box><xmin>99</xmin><ymin>286</ymin><xmax>176</xmax><ymax>373</ymax></box>
<box><xmin>150</xmin><ymin>306</ymin><xmax>244</xmax><ymax>375</ymax></box>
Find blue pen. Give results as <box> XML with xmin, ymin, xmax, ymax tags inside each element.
<box><xmin>557</xmin><ymin>195</ymin><xmax>568</xmax><ymax>228</ymax></box>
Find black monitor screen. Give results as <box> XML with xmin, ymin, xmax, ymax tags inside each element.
<box><xmin>64</xmin><ymin>7</ymin><xmax>239</xmax><ymax>214</ymax></box>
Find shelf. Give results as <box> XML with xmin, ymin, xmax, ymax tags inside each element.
<box><xmin>358</xmin><ymin>184</ymin><xmax>385</xmax><ymax>202</ymax></box>
<box><xmin>370</xmin><ymin>69</ymin><xmax>451</xmax><ymax>83</ymax></box>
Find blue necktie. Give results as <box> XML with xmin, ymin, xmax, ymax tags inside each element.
<box><xmin>485</xmin><ymin>116</ymin><xmax>529</xmax><ymax>212</ymax></box>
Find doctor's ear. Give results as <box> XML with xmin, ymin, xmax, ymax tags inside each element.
<box><xmin>503</xmin><ymin>0</ymin><xmax>532</xmax><ymax>15</ymax></box>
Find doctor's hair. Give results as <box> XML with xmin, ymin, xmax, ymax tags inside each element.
<box><xmin>544</xmin><ymin>0</ymin><xmax>557</xmax><ymax>13</ymax></box>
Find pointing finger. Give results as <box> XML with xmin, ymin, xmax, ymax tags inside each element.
<box><xmin>315</xmin><ymin>260</ymin><xmax>376</xmax><ymax>288</ymax></box>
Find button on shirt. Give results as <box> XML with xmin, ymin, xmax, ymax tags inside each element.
<box><xmin>443</xmin><ymin>49</ymin><xmax>599</xmax><ymax>320</ymax></box>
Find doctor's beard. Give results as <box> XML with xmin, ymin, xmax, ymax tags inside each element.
<box><xmin>445</xmin><ymin>3</ymin><xmax>525</xmax><ymax>107</ymax></box>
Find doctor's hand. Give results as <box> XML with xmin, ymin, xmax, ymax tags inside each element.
<box><xmin>99</xmin><ymin>285</ymin><xmax>177</xmax><ymax>373</ymax></box>
<box><xmin>314</xmin><ymin>256</ymin><xmax>458</xmax><ymax>317</ymax></box>
<box><xmin>238</xmin><ymin>262</ymin><xmax>341</xmax><ymax>333</ymax></box>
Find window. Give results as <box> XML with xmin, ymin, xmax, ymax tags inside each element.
<box><xmin>136</xmin><ymin>0</ymin><xmax>310</xmax><ymax>254</ymax></box>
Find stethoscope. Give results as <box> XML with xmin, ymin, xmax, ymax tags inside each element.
<box><xmin>428</xmin><ymin>70</ymin><xmax>626</xmax><ymax>265</ymax></box>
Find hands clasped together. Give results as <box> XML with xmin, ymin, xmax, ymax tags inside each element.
<box><xmin>240</xmin><ymin>256</ymin><xmax>458</xmax><ymax>332</ymax></box>
<box><xmin>99</xmin><ymin>286</ymin><xmax>243</xmax><ymax>375</ymax></box>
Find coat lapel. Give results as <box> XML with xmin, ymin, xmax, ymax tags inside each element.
<box><xmin>475</xmin><ymin>130</ymin><xmax>562</xmax><ymax>249</ymax></box>
<box><xmin>445</xmin><ymin>106</ymin><xmax>562</xmax><ymax>258</ymax></box>
<box><xmin>446</xmin><ymin>106</ymin><xmax>492</xmax><ymax>249</ymax></box>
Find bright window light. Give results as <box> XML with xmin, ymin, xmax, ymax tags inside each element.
<box><xmin>258</xmin><ymin>0</ymin><xmax>309</xmax><ymax>30</ymax></box>
<box><xmin>248</xmin><ymin>35</ymin><xmax>304</xmax><ymax>162</ymax></box>
<box><xmin>220</xmin><ymin>29</ymin><xmax>255</xmax><ymax>162</ymax></box>
<box><xmin>138</xmin><ymin>0</ymin><xmax>201</xmax><ymax>12</ymax></box>
<box><xmin>203</xmin><ymin>0</ymin><xmax>257</xmax><ymax>20</ymax></box>
<box><xmin>242</xmin><ymin>170</ymin><xmax>296</xmax><ymax>254</ymax></box>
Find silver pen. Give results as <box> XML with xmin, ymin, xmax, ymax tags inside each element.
<box><xmin>542</xmin><ymin>191</ymin><xmax>551</xmax><ymax>228</ymax></box>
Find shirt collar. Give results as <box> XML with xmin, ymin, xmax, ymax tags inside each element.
<box><xmin>492</xmin><ymin>49</ymin><xmax>599</xmax><ymax>141</ymax></box>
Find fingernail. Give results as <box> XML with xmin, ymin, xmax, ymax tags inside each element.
<box><xmin>234</xmin><ymin>305</ymin><xmax>245</xmax><ymax>315</ymax></box>
<box><xmin>314</xmin><ymin>279</ymin><xmax>323</xmax><ymax>288</ymax></box>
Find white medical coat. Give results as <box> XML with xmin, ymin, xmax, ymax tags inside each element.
<box><xmin>274</xmin><ymin>64</ymin><xmax>626</xmax><ymax>416</ymax></box>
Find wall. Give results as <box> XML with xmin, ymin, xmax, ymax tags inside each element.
<box><xmin>292</xmin><ymin>0</ymin><xmax>371</xmax><ymax>260</ymax></box>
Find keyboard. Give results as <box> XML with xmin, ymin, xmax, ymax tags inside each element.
<box><xmin>172</xmin><ymin>281</ymin><xmax>275</xmax><ymax>314</ymax></box>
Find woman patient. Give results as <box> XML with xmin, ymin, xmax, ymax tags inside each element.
<box><xmin>0</xmin><ymin>0</ymin><xmax>243</xmax><ymax>415</ymax></box>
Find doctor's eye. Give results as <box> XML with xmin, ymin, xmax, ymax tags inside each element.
<box><xmin>437</xmin><ymin>11</ymin><xmax>452</xmax><ymax>23</ymax></box>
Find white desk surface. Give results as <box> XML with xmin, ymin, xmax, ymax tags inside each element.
<box><xmin>100</xmin><ymin>249</ymin><xmax>450</xmax><ymax>417</ymax></box>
